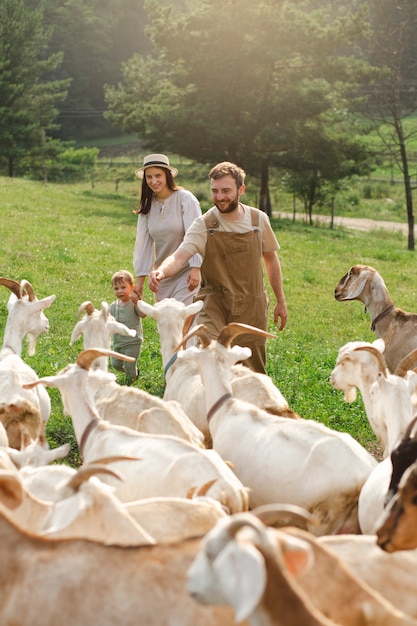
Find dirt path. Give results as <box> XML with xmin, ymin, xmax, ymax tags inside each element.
<box><xmin>273</xmin><ymin>211</ymin><xmax>409</xmax><ymax>236</ymax></box>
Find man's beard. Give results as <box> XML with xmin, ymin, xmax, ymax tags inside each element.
<box><xmin>215</xmin><ymin>196</ymin><xmax>240</xmax><ymax>214</ymax></box>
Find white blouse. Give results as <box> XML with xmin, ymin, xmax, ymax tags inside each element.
<box><xmin>133</xmin><ymin>188</ymin><xmax>202</xmax><ymax>276</ymax></box>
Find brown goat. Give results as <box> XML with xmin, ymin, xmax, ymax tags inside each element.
<box><xmin>334</xmin><ymin>265</ymin><xmax>417</xmax><ymax>373</ymax></box>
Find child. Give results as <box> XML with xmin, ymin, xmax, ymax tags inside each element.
<box><xmin>109</xmin><ymin>270</ymin><xmax>145</xmax><ymax>382</ymax></box>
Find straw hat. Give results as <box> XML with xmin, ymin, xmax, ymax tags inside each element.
<box><xmin>135</xmin><ymin>154</ymin><xmax>178</xmax><ymax>179</ymax></box>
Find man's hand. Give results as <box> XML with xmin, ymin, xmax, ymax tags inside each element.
<box><xmin>273</xmin><ymin>301</ymin><xmax>288</xmax><ymax>331</ymax></box>
<box><xmin>187</xmin><ymin>267</ymin><xmax>201</xmax><ymax>292</ymax></box>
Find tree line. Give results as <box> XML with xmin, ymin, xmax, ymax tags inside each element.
<box><xmin>1</xmin><ymin>0</ymin><xmax>417</xmax><ymax>248</ymax></box>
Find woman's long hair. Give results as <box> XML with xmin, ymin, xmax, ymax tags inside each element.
<box><xmin>134</xmin><ymin>169</ymin><xmax>179</xmax><ymax>215</ymax></box>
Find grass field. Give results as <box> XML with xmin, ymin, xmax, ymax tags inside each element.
<box><xmin>1</xmin><ymin>173</ymin><xmax>416</xmax><ymax>466</ymax></box>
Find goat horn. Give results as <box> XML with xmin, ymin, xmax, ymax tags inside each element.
<box><xmin>101</xmin><ymin>301</ymin><xmax>110</xmax><ymax>320</ymax></box>
<box><xmin>89</xmin><ymin>455</ymin><xmax>142</xmax><ymax>465</ymax></box>
<box><xmin>0</xmin><ymin>278</ymin><xmax>23</xmax><ymax>298</ymax></box>
<box><xmin>76</xmin><ymin>349</ymin><xmax>135</xmax><ymax>370</ymax></box>
<box><xmin>186</xmin><ymin>486</ymin><xmax>198</xmax><ymax>499</ymax></box>
<box><xmin>191</xmin><ymin>479</ymin><xmax>217</xmax><ymax>497</ymax></box>
<box><xmin>251</xmin><ymin>503</ymin><xmax>319</xmax><ymax>530</ymax></box>
<box><xmin>217</xmin><ymin>323</ymin><xmax>276</xmax><ymax>348</ymax></box>
<box><xmin>394</xmin><ymin>349</ymin><xmax>417</xmax><ymax>377</ymax></box>
<box><xmin>352</xmin><ymin>346</ymin><xmax>387</xmax><ymax>375</ymax></box>
<box><xmin>77</xmin><ymin>301</ymin><xmax>95</xmax><ymax>317</ymax></box>
<box><xmin>175</xmin><ymin>324</ymin><xmax>212</xmax><ymax>352</ymax></box>
<box><xmin>19</xmin><ymin>280</ymin><xmax>35</xmax><ymax>301</ymax></box>
<box><xmin>224</xmin><ymin>515</ymin><xmax>270</xmax><ymax>545</ymax></box>
<box><xmin>67</xmin><ymin>464</ymin><xmax>124</xmax><ymax>491</ymax></box>
<box><xmin>182</xmin><ymin>314</ymin><xmax>196</xmax><ymax>338</ymax></box>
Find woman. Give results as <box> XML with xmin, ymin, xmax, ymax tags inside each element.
<box><xmin>132</xmin><ymin>154</ymin><xmax>202</xmax><ymax>305</ymax></box>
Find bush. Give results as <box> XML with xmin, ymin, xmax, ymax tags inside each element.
<box><xmin>44</xmin><ymin>147</ymin><xmax>99</xmax><ymax>183</ymax></box>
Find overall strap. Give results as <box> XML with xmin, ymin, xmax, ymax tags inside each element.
<box><xmin>203</xmin><ymin>211</ymin><xmax>219</xmax><ymax>234</ymax></box>
<box><xmin>249</xmin><ymin>207</ymin><xmax>260</xmax><ymax>229</ymax></box>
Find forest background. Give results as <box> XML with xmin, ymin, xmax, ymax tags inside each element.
<box><xmin>2</xmin><ymin>0</ymin><xmax>417</xmax><ymax>246</ymax></box>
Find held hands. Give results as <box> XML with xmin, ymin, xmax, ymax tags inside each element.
<box><xmin>130</xmin><ymin>279</ymin><xmax>144</xmax><ymax>304</ymax></box>
<box><xmin>130</xmin><ymin>289</ymin><xmax>141</xmax><ymax>304</ymax></box>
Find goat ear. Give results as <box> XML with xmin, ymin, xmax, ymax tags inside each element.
<box><xmin>343</xmin><ymin>273</ymin><xmax>369</xmax><ymax>299</ymax></box>
<box><xmin>22</xmin><ymin>377</ymin><xmax>56</xmax><ymax>390</ymax></box>
<box><xmin>186</xmin><ymin>299</ymin><xmax>204</xmax><ymax>316</ymax></box>
<box><xmin>137</xmin><ymin>300</ymin><xmax>156</xmax><ymax>317</ymax></box>
<box><xmin>280</xmin><ymin>534</ymin><xmax>314</xmax><ymax>576</ymax></box>
<box><xmin>230</xmin><ymin>345</ymin><xmax>252</xmax><ymax>364</ymax></box>
<box><xmin>70</xmin><ymin>321</ymin><xmax>84</xmax><ymax>345</ymax></box>
<box><xmin>101</xmin><ymin>302</ymin><xmax>110</xmax><ymax>318</ymax></box>
<box><xmin>37</xmin><ymin>295</ymin><xmax>56</xmax><ymax>310</ymax></box>
<box><xmin>0</xmin><ymin>471</ymin><xmax>24</xmax><ymax>510</ymax></box>
<box><xmin>213</xmin><ymin>540</ymin><xmax>266</xmax><ymax>623</ymax></box>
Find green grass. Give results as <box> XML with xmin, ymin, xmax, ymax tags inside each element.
<box><xmin>0</xmin><ymin>174</ymin><xmax>416</xmax><ymax>466</ymax></box>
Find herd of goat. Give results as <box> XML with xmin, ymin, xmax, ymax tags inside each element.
<box><xmin>2</xmin><ymin>265</ymin><xmax>417</xmax><ymax>624</ymax></box>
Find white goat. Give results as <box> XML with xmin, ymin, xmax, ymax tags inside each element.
<box><xmin>13</xmin><ymin>457</ymin><xmax>229</xmax><ymax>542</ymax></box>
<box><xmin>330</xmin><ymin>338</ymin><xmax>417</xmax><ymax>533</ymax></box>
<box><xmin>176</xmin><ymin>323</ymin><xmax>378</xmax><ymax>536</ymax></box>
<box><xmin>23</xmin><ymin>349</ymin><xmax>249</xmax><ymax>512</ymax></box>
<box><xmin>357</xmin><ymin>370</ymin><xmax>417</xmax><ymax>534</ymax></box>
<box><xmin>0</xmin><ymin>452</ymin><xmax>155</xmax><ymax>546</ymax></box>
<box><xmin>0</xmin><ymin>510</ymin><xmax>242</xmax><ymax>626</ymax></box>
<box><xmin>331</xmin><ymin>338</ymin><xmax>417</xmax><ymax>456</ymax></box>
<box><xmin>71</xmin><ymin>299</ymin><xmax>204</xmax><ymax>447</ymax></box>
<box><xmin>92</xmin><ymin>377</ymin><xmax>204</xmax><ymax>447</ymax></box>
<box><xmin>70</xmin><ymin>300</ymin><xmax>136</xmax><ymax>370</ymax></box>
<box><xmin>187</xmin><ymin>511</ymin><xmax>416</xmax><ymax>626</ymax></box>
<box><xmin>0</xmin><ymin>278</ymin><xmax>55</xmax><ymax>448</ymax></box>
<box><xmin>8</xmin><ymin>449</ymin><xmax>228</xmax><ymax>543</ymax></box>
<box><xmin>334</xmin><ymin>265</ymin><xmax>417</xmax><ymax>373</ymax></box>
<box><xmin>138</xmin><ymin>298</ymin><xmax>296</xmax><ymax>447</ymax></box>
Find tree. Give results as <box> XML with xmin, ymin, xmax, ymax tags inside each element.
<box><xmin>41</xmin><ymin>0</ymin><xmax>150</xmax><ymax>140</ymax></box>
<box><xmin>105</xmin><ymin>0</ymin><xmax>374</xmax><ymax>212</ymax></box>
<box><xmin>0</xmin><ymin>0</ymin><xmax>69</xmax><ymax>176</ymax></box>
<box><xmin>281</xmin><ymin>110</ymin><xmax>373</xmax><ymax>224</ymax></box>
<box><xmin>360</xmin><ymin>0</ymin><xmax>417</xmax><ymax>251</ymax></box>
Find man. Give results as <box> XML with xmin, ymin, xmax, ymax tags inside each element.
<box><xmin>148</xmin><ymin>161</ymin><xmax>287</xmax><ymax>373</ymax></box>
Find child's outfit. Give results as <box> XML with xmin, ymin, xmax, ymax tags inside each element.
<box><xmin>109</xmin><ymin>299</ymin><xmax>143</xmax><ymax>381</ymax></box>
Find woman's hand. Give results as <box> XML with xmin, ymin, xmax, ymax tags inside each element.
<box><xmin>148</xmin><ymin>270</ymin><xmax>164</xmax><ymax>293</ymax></box>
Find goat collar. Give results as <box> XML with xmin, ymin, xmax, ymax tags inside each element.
<box><xmin>207</xmin><ymin>393</ymin><xmax>233</xmax><ymax>422</ymax></box>
<box><xmin>79</xmin><ymin>417</ymin><xmax>100</xmax><ymax>458</ymax></box>
<box><xmin>163</xmin><ymin>352</ymin><xmax>178</xmax><ymax>379</ymax></box>
<box><xmin>371</xmin><ymin>305</ymin><xmax>395</xmax><ymax>331</ymax></box>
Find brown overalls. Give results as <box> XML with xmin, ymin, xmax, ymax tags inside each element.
<box><xmin>194</xmin><ymin>207</ymin><xmax>269</xmax><ymax>373</ymax></box>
